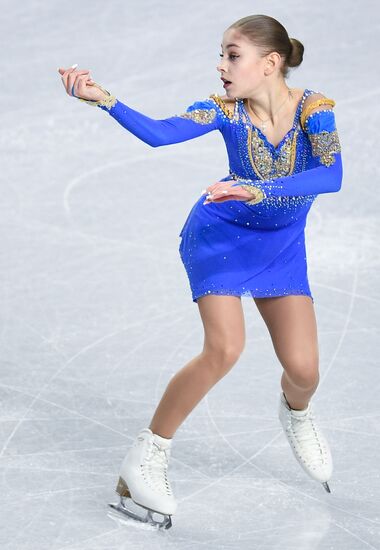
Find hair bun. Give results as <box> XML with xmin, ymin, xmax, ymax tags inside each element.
<box><xmin>288</xmin><ymin>37</ymin><xmax>304</xmax><ymax>67</ymax></box>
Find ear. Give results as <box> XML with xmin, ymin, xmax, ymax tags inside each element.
<box><xmin>264</xmin><ymin>52</ymin><xmax>282</xmax><ymax>75</ymax></box>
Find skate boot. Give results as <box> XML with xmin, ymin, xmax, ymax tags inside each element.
<box><xmin>108</xmin><ymin>427</ymin><xmax>177</xmax><ymax>529</ymax></box>
<box><xmin>278</xmin><ymin>391</ymin><xmax>333</xmax><ymax>493</ymax></box>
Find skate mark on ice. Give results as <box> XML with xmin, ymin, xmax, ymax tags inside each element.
<box><xmin>0</xmin><ymin>310</ymin><xmax>188</xmax><ymax>458</ymax></box>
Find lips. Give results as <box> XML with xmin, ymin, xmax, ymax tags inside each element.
<box><xmin>221</xmin><ymin>77</ymin><xmax>232</xmax><ymax>84</ymax></box>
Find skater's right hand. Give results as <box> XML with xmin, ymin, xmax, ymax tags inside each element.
<box><xmin>58</xmin><ymin>66</ymin><xmax>108</xmax><ymax>102</ymax></box>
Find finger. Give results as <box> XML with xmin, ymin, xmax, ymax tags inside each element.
<box><xmin>204</xmin><ymin>185</ymin><xmax>218</xmax><ymax>197</ymax></box>
<box><xmin>73</xmin><ymin>73</ymin><xmax>89</xmax><ymax>95</ymax></box>
<box><xmin>204</xmin><ymin>181</ymin><xmax>221</xmax><ymax>194</ymax></box>
<box><xmin>60</xmin><ymin>68</ymin><xmax>71</xmax><ymax>90</ymax></box>
<box><xmin>67</xmin><ymin>71</ymin><xmax>77</xmax><ymax>95</ymax></box>
<box><xmin>203</xmin><ymin>196</ymin><xmax>229</xmax><ymax>204</ymax></box>
<box><xmin>76</xmin><ymin>73</ymin><xmax>92</xmax><ymax>94</ymax></box>
<box><xmin>57</xmin><ymin>66</ymin><xmax>76</xmax><ymax>75</ymax></box>
<box><xmin>61</xmin><ymin>66</ymin><xmax>80</xmax><ymax>84</ymax></box>
<box><xmin>210</xmin><ymin>192</ymin><xmax>242</xmax><ymax>203</ymax></box>
<box><xmin>203</xmin><ymin>180</ymin><xmax>236</xmax><ymax>197</ymax></box>
<box><xmin>62</xmin><ymin>69</ymin><xmax>90</xmax><ymax>94</ymax></box>
<box><xmin>213</xmin><ymin>192</ymin><xmax>230</xmax><ymax>200</ymax></box>
<box><xmin>205</xmin><ymin>183</ymin><xmax>219</xmax><ymax>194</ymax></box>
<box><xmin>68</xmin><ymin>70</ymin><xmax>90</xmax><ymax>96</ymax></box>
<box><xmin>68</xmin><ymin>70</ymin><xmax>90</xmax><ymax>86</ymax></box>
<box><xmin>206</xmin><ymin>185</ymin><xmax>231</xmax><ymax>199</ymax></box>
<box><xmin>207</xmin><ymin>181</ymin><xmax>229</xmax><ymax>195</ymax></box>
<box><xmin>59</xmin><ymin>67</ymin><xmax>88</xmax><ymax>76</ymax></box>
<box><xmin>61</xmin><ymin>68</ymin><xmax>77</xmax><ymax>93</ymax></box>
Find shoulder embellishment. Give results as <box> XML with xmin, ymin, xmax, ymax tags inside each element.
<box><xmin>179</xmin><ymin>106</ymin><xmax>217</xmax><ymax>124</ymax></box>
<box><xmin>300</xmin><ymin>98</ymin><xmax>335</xmax><ymax>131</ymax></box>
<box><xmin>209</xmin><ymin>93</ymin><xmax>236</xmax><ymax>120</ymax></box>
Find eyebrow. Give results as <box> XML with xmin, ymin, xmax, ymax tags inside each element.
<box><xmin>220</xmin><ymin>43</ymin><xmax>241</xmax><ymax>49</ymax></box>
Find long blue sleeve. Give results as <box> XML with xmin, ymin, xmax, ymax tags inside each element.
<box><xmin>97</xmin><ymin>97</ymin><xmax>223</xmax><ymax>147</ymax></box>
<box><xmin>231</xmin><ymin>109</ymin><xmax>343</xmax><ymax>199</ymax></box>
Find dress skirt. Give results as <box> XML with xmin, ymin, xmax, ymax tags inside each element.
<box><xmin>179</xmin><ymin>193</ymin><xmax>314</xmax><ymax>304</ymax></box>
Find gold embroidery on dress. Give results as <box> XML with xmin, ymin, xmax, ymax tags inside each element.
<box><xmin>246</xmin><ymin>122</ymin><xmax>299</xmax><ymax>180</ymax></box>
<box><xmin>178</xmin><ymin>108</ymin><xmax>217</xmax><ymax>124</ymax></box>
<box><xmin>309</xmin><ymin>129</ymin><xmax>341</xmax><ymax>166</ymax></box>
<box><xmin>209</xmin><ymin>94</ymin><xmax>236</xmax><ymax>120</ymax></box>
<box><xmin>300</xmin><ymin>98</ymin><xmax>335</xmax><ymax>131</ymax></box>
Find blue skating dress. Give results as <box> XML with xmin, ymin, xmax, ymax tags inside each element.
<box><xmin>96</xmin><ymin>88</ymin><xmax>343</xmax><ymax>304</ymax></box>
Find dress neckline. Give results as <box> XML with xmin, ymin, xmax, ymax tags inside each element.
<box><xmin>240</xmin><ymin>89</ymin><xmax>309</xmax><ymax>151</ymax></box>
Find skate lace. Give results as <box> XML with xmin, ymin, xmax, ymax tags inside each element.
<box><xmin>288</xmin><ymin>411</ymin><xmax>326</xmax><ymax>466</ymax></box>
<box><xmin>142</xmin><ymin>441</ymin><xmax>172</xmax><ymax>496</ymax></box>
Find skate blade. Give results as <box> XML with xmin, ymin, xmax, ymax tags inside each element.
<box><xmin>322</xmin><ymin>481</ymin><xmax>331</xmax><ymax>493</ymax></box>
<box><xmin>108</xmin><ymin>498</ymin><xmax>172</xmax><ymax>530</ymax></box>
<box><xmin>112</xmin><ymin>477</ymin><xmax>172</xmax><ymax>530</ymax></box>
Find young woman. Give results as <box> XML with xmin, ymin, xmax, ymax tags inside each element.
<box><xmin>58</xmin><ymin>14</ymin><xmax>343</xmax><ymax>530</ymax></box>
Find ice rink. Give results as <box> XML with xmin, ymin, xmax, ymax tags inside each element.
<box><xmin>1</xmin><ymin>0</ymin><xmax>379</xmax><ymax>548</ymax></box>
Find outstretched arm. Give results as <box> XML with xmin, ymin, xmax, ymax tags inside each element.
<box><xmin>232</xmin><ymin>95</ymin><xmax>343</xmax><ymax>202</ymax></box>
<box><xmin>59</xmin><ymin>69</ymin><xmax>223</xmax><ymax>147</ymax></box>
<box><xmin>96</xmin><ymin>95</ymin><xmax>223</xmax><ymax>147</ymax></box>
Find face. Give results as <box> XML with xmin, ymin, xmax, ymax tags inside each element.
<box><xmin>217</xmin><ymin>28</ymin><xmax>278</xmax><ymax>98</ymax></box>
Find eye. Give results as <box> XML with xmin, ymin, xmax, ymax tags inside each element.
<box><xmin>219</xmin><ymin>53</ymin><xmax>239</xmax><ymax>61</ymax></box>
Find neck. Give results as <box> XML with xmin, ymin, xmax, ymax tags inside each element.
<box><xmin>246</xmin><ymin>83</ymin><xmax>292</xmax><ymax>125</ymax></box>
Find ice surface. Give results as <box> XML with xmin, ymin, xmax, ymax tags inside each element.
<box><xmin>0</xmin><ymin>0</ymin><xmax>379</xmax><ymax>548</ymax></box>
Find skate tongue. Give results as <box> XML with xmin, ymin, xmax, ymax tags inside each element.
<box><xmin>290</xmin><ymin>404</ymin><xmax>310</xmax><ymax>417</ymax></box>
<box><xmin>282</xmin><ymin>392</ymin><xmax>310</xmax><ymax>417</ymax></box>
<box><xmin>139</xmin><ymin>428</ymin><xmax>172</xmax><ymax>449</ymax></box>
<box><xmin>152</xmin><ymin>433</ymin><xmax>172</xmax><ymax>450</ymax></box>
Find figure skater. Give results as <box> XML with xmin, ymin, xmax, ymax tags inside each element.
<box><xmin>58</xmin><ymin>13</ymin><xmax>343</xmax><ymax>530</ymax></box>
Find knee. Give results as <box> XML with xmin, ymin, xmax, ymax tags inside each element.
<box><xmin>203</xmin><ymin>341</ymin><xmax>244</xmax><ymax>377</ymax></box>
<box><xmin>283</xmin><ymin>356</ymin><xmax>319</xmax><ymax>389</ymax></box>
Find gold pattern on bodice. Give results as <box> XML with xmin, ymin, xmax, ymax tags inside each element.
<box><xmin>179</xmin><ymin>93</ymin><xmax>305</xmax><ymax>180</ymax></box>
<box><xmin>242</xmin><ymin>111</ymin><xmax>299</xmax><ymax>180</ymax></box>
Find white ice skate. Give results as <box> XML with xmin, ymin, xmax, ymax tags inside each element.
<box><xmin>108</xmin><ymin>427</ymin><xmax>177</xmax><ymax>529</ymax></box>
<box><xmin>278</xmin><ymin>391</ymin><xmax>333</xmax><ymax>493</ymax></box>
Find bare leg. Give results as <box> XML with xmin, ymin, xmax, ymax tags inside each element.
<box><xmin>149</xmin><ymin>295</ymin><xmax>245</xmax><ymax>438</ymax></box>
<box><xmin>254</xmin><ymin>295</ymin><xmax>319</xmax><ymax>410</ymax></box>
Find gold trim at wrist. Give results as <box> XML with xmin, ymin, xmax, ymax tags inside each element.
<box><xmin>240</xmin><ymin>184</ymin><xmax>266</xmax><ymax>205</ymax></box>
<box><xmin>76</xmin><ymin>83</ymin><xmax>117</xmax><ymax>110</ymax></box>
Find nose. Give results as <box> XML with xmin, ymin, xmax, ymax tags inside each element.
<box><xmin>217</xmin><ymin>58</ymin><xmax>228</xmax><ymax>74</ymax></box>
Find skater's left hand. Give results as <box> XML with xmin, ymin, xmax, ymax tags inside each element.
<box><xmin>202</xmin><ymin>181</ymin><xmax>254</xmax><ymax>204</ymax></box>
